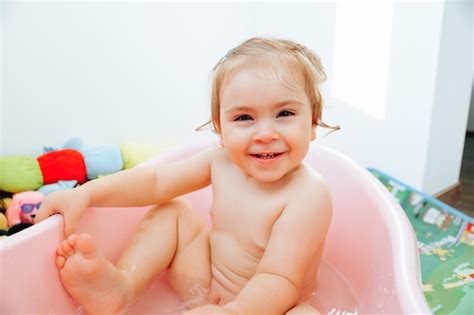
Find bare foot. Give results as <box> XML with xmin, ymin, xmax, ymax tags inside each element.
<box><xmin>56</xmin><ymin>234</ymin><xmax>134</xmax><ymax>315</ymax></box>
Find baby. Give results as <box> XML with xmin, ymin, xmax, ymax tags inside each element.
<box><xmin>35</xmin><ymin>37</ymin><xmax>337</xmax><ymax>315</ymax></box>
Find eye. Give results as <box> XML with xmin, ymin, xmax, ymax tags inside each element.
<box><xmin>278</xmin><ymin>110</ymin><xmax>295</xmax><ymax>117</ymax></box>
<box><xmin>234</xmin><ymin>114</ymin><xmax>253</xmax><ymax>121</ymax></box>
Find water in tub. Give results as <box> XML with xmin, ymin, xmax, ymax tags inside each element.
<box><xmin>121</xmin><ymin>260</ymin><xmax>359</xmax><ymax>314</ymax></box>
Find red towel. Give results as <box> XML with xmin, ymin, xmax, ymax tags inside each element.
<box><xmin>37</xmin><ymin>150</ymin><xmax>87</xmax><ymax>184</ymax></box>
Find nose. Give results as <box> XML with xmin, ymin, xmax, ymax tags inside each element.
<box><xmin>252</xmin><ymin>121</ymin><xmax>279</xmax><ymax>143</ymax></box>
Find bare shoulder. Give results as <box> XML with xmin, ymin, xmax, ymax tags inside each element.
<box><xmin>285</xmin><ymin>164</ymin><xmax>333</xmax><ymax>228</ymax></box>
<box><xmin>194</xmin><ymin>145</ymin><xmax>221</xmax><ymax>160</ymax></box>
<box><xmin>206</xmin><ymin>146</ymin><xmax>229</xmax><ymax>163</ymax></box>
<box><xmin>206</xmin><ymin>146</ymin><xmax>235</xmax><ymax>170</ymax></box>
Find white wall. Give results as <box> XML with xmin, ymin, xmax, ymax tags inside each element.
<box><xmin>2</xmin><ymin>1</ymin><xmax>473</xmax><ymax>194</ymax></box>
<box><xmin>249</xmin><ymin>1</ymin><xmax>471</xmax><ymax>194</ymax></box>
<box><xmin>467</xmin><ymin>1</ymin><xmax>474</xmax><ymax>132</ymax></box>
<box><xmin>2</xmin><ymin>2</ymin><xmax>253</xmax><ymax>156</ymax></box>
<box><xmin>424</xmin><ymin>0</ymin><xmax>472</xmax><ymax>193</ymax></box>
<box><xmin>323</xmin><ymin>2</ymin><xmax>445</xmax><ymax>191</ymax></box>
<box><xmin>0</xmin><ymin>3</ymin><xmax>3</xmax><ymax>156</ymax></box>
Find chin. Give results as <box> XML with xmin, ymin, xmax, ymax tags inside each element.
<box><xmin>250</xmin><ymin>171</ymin><xmax>287</xmax><ymax>183</ymax></box>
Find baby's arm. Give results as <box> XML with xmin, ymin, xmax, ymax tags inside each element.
<box><xmin>79</xmin><ymin>147</ymin><xmax>214</xmax><ymax>207</ymax></box>
<box><xmin>224</xmin><ymin>181</ymin><xmax>333</xmax><ymax>314</ymax></box>
<box><xmin>35</xmin><ymin>147</ymin><xmax>215</xmax><ymax>236</ymax></box>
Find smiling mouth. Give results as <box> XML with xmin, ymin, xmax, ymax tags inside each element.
<box><xmin>250</xmin><ymin>152</ymin><xmax>284</xmax><ymax>159</ymax></box>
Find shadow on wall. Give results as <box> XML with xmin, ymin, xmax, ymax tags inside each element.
<box><xmin>468</xmin><ymin>80</ymin><xmax>474</xmax><ymax>132</ymax></box>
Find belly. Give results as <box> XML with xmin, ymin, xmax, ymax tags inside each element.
<box><xmin>208</xmin><ymin>230</ymin><xmax>320</xmax><ymax>305</ymax></box>
<box><xmin>209</xmin><ymin>231</ymin><xmax>262</xmax><ymax>304</ymax></box>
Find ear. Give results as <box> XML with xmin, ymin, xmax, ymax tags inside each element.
<box><xmin>311</xmin><ymin>124</ymin><xmax>317</xmax><ymax>141</ymax></box>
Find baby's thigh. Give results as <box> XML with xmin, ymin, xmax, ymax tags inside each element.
<box><xmin>167</xmin><ymin>203</ymin><xmax>213</xmax><ymax>307</ymax></box>
<box><xmin>286</xmin><ymin>301</ymin><xmax>321</xmax><ymax>315</ymax></box>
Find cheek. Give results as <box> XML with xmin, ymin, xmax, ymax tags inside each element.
<box><xmin>225</xmin><ymin>136</ymin><xmax>247</xmax><ymax>154</ymax></box>
<box><xmin>285</xmin><ymin>123</ymin><xmax>312</xmax><ymax>140</ymax></box>
<box><xmin>220</xmin><ymin>130</ymin><xmax>249</xmax><ymax>158</ymax></box>
<box><xmin>221</xmin><ymin>124</ymin><xmax>249</xmax><ymax>143</ymax></box>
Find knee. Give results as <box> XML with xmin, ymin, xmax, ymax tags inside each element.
<box><xmin>155</xmin><ymin>197</ymin><xmax>190</xmax><ymax>213</ymax></box>
<box><xmin>176</xmin><ymin>202</ymin><xmax>203</xmax><ymax>233</ymax></box>
<box><xmin>142</xmin><ymin>197</ymin><xmax>191</xmax><ymax>224</ymax></box>
<box><xmin>152</xmin><ymin>198</ymin><xmax>202</xmax><ymax>232</ymax></box>
<box><xmin>167</xmin><ymin>197</ymin><xmax>192</xmax><ymax>212</ymax></box>
<box><xmin>176</xmin><ymin>205</ymin><xmax>206</xmax><ymax>248</ymax></box>
<box><xmin>161</xmin><ymin>198</ymin><xmax>196</xmax><ymax>224</ymax></box>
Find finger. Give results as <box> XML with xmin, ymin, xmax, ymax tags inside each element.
<box><xmin>64</xmin><ymin>210</ymin><xmax>81</xmax><ymax>238</ymax></box>
<box><xmin>64</xmin><ymin>220</ymin><xmax>75</xmax><ymax>238</ymax></box>
<box><xmin>34</xmin><ymin>204</ymin><xmax>59</xmax><ymax>224</ymax></box>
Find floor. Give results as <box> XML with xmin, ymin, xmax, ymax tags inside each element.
<box><xmin>441</xmin><ymin>134</ymin><xmax>474</xmax><ymax>217</ymax></box>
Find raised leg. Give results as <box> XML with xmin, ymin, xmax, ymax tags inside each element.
<box><xmin>56</xmin><ymin>198</ymin><xmax>213</xmax><ymax>315</ymax></box>
<box><xmin>117</xmin><ymin>198</ymin><xmax>213</xmax><ymax>305</ymax></box>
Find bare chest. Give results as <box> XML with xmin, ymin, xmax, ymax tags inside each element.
<box><xmin>209</xmin><ymin>169</ymin><xmax>287</xmax><ymax>252</ymax></box>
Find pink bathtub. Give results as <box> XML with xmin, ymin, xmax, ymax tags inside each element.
<box><xmin>0</xmin><ymin>141</ymin><xmax>430</xmax><ymax>314</ymax></box>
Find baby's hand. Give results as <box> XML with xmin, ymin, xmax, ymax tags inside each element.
<box><xmin>182</xmin><ymin>304</ymin><xmax>237</xmax><ymax>315</ymax></box>
<box><xmin>34</xmin><ymin>188</ymin><xmax>90</xmax><ymax>237</ymax></box>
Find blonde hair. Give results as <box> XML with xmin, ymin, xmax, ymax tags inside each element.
<box><xmin>196</xmin><ymin>37</ymin><xmax>339</xmax><ymax>134</ymax></box>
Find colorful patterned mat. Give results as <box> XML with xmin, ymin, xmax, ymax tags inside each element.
<box><xmin>368</xmin><ymin>169</ymin><xmax>474</xmax><ymax>314</ymax></box>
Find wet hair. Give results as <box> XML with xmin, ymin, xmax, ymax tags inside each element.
<box><xmin>196</xmin><ymin>37</ymin><xmax>339</xmax><ymax>134</ymax></box>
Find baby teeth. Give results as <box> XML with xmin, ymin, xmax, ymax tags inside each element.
<box><xmin>258</xmin><ymin>153</ymin><xmax>276</xmax><ymax>159</ymax></box>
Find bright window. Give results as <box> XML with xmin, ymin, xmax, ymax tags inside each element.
<box><xmin>331</xmin><ymin>2</ymin><xmax>393</xmax><ymax>119</ymax></box>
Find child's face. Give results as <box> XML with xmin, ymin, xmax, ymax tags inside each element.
<box><xmin>218</xmin><ymin>62</ymin><xmax>316</xmax><ymax>183</ymax></box>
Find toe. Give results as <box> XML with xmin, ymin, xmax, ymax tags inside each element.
<box><xmin>60</xmin><ymin>239</ymin><xmax>74</xmax><ymax>256</ymax></box>
<box><xmin>56</xmin><ymin>246</ymin><xmax>66</xmax><ymax>258</ymax></box>
<box><xmin>75</xmin><ymin>234</ymin><xmax>97</xmax><ymax>257</ymax></box>
<box><xmin>56</xmin><ymin>255</ymin><xmax>67</xmax><ymax>269</ymax></box>
<box><xmin>66</xmin><ymin>234</ymin><xmax>79</xmax><ymax>247</ymax></box>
